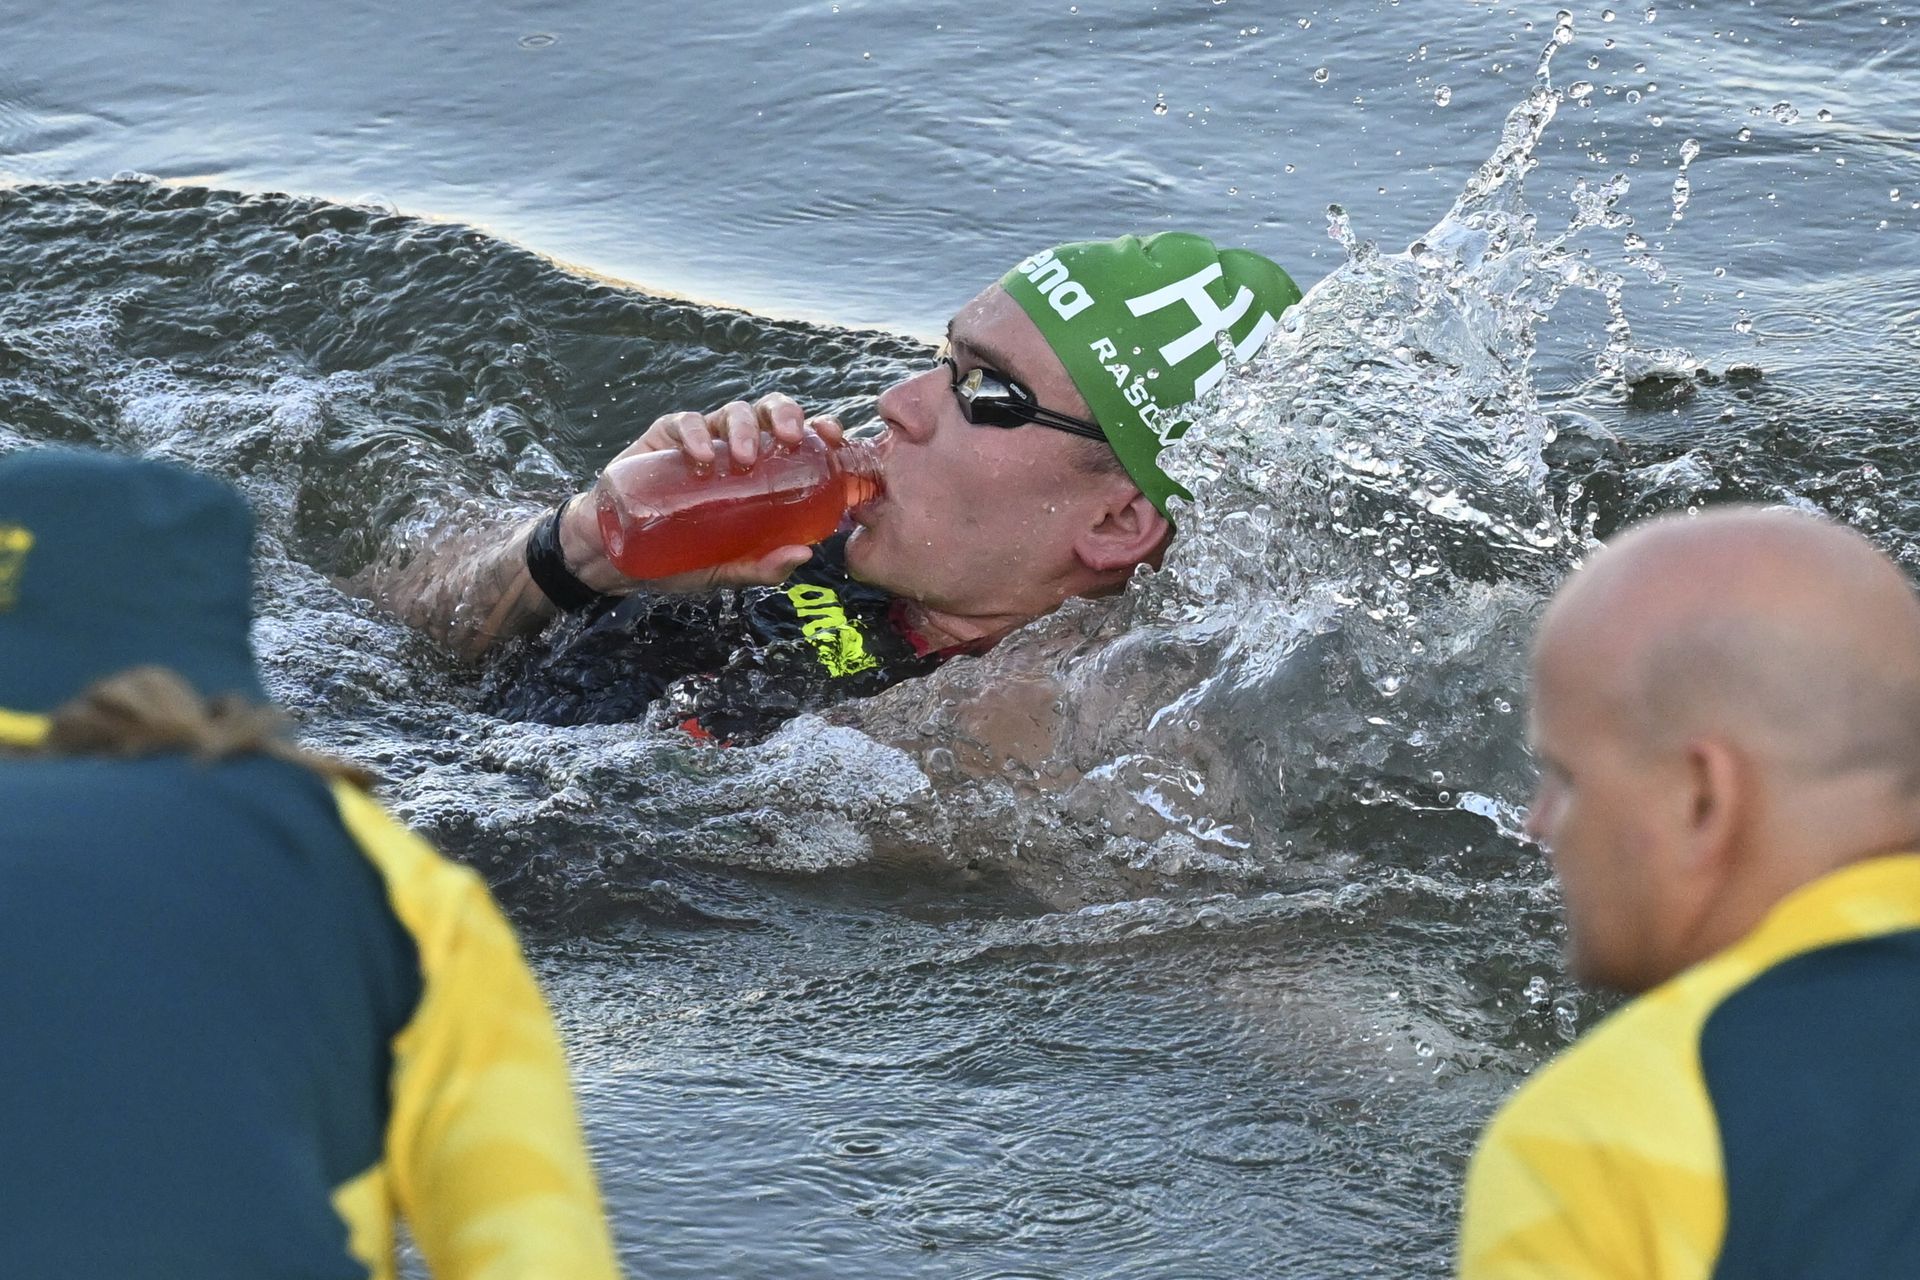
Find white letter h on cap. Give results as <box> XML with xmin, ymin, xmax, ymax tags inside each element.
<box><xmin>1125</xmin><ymin>262</ymin><xmax>1277</xmax><ymax>396</ymax></box>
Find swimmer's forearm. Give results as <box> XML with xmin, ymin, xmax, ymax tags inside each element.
<box><xmin>376</xmin><ymin>500</ymin><xmax>630</xmax><ymax>661</ymax></box>
<box><xmin>368</xmin><ymin>511</ymin><xmax>555</xmax><ymax>660</ymax></box>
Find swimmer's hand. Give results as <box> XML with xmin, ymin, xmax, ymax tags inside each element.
<box><xmin>558</xmin><ymin>392</ymin><xmax>847</xmax><ymax>594</ymax></box>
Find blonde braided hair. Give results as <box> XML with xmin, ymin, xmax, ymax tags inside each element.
<box><xmin>19</xmin><ymin>665</ymin><xmax>374</xmax><ymax>787</ymax></box>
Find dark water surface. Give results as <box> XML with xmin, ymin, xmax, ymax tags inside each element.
<box><xmin>5</xmin><ymin>1</ymin><xmax>1919</xmax><ymax>1276</ymax></box>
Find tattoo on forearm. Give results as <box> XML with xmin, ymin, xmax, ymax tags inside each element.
<box><xmin>357</xmin><ymin>510</ymin><xmax>557</xmax><ymax>661</ymax></box>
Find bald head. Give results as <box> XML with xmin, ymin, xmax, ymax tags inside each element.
<box><xmin>1527</xmin><ymin>507</ymin><xmax>1920</xmax><ymax>993</ymax></box>
<box><xmin>1540</xmin><ymin>507</ymin><xmax>1920</xmax><ymax>789</ymax></box>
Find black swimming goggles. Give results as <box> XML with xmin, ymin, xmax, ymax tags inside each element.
<box><xmin>936</xmin><ymin>344</ymin><xmax>1108</xmax><ymax>443</ymax></box>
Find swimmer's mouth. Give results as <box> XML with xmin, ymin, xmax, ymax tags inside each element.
<box><xmin>849</xmin><ymin>424</ymin><xmax>893</xmax><ymax>524</ymax></box>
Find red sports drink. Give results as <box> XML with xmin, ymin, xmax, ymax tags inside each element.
<box><xmin>593</xmin><ymin>432</ymin><xmax>884</xmax><ymax>580</ymax></box>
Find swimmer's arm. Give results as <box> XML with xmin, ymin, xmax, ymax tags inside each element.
<box><xmin>364</xmin><ymin>502</ymin><xmax>619</xmax><ymax>661</ymax></box>
<box><xmin>366</xmin><ymin>394</ymin><xmax>839</xmax><ymax>661</ymax></box>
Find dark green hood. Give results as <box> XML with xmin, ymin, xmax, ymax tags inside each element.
<box><xmin>0</xmin><ymin>448</ymin><xmax>265</xmax><ymax>713</ymax></box>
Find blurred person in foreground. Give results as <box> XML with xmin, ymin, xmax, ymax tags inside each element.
<box><xmin>1458</xmin><ymin>506</ymin><xmax>1920</xmax><ymax>1278</ymax></box>
<box><xmin>369</xmin><ymin>234</ymin><xmax>1302</xmax><ymax>742</ymax></box>
<box><xmin>0</xmin><ymin>449</ymin><xmax>620</xmax><ymax>1280</ymax></box>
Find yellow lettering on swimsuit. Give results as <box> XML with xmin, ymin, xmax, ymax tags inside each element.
<box><xmin>784</xmin><ymin>582</ymin><xmax>879</xmax><ymax>678</ymax></box>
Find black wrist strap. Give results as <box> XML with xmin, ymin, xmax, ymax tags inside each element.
<box><xmin>524</xmin><ymin>498</ymin><xmax>612</xmax><ymax>614</ymax></box>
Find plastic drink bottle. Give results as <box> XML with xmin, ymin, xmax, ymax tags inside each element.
<box><xmin>593</xmin><ymin>432</ymin><xmax>884</xmax><ymax>579</ymax></box>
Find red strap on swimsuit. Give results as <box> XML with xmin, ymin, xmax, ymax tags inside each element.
<box><xmin>887</xmin><ymin>599</ymin><xmax>998</xmax><ymax>660</ymax></box>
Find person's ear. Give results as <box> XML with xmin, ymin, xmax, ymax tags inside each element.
<box><xmin>1680</xmin><ymin>736</ymin><xmax>1744</xmax><ymax>884</ymax></box>
<box><xmin>1075</xmin><ymin>490</ymin><xmax>1170</xmax><ymax>573</ymax></box>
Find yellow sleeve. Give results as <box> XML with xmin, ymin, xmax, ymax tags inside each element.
<box><xmin>333</xmin><ymin>782</ymin><xmax>622</xmax><ymax>1280</ymax></box>
<box><xmin>1459</xmin><ymin>1093</ymin><xmax>1662</xmax><ymax>1279</ymax></box>
<box><xmin>1456</xmin><ymin>997</ymin><xmax>1726</xmax><ymax>1280</ymax></box>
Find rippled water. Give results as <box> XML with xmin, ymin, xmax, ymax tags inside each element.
<box><xmin>6</xmin><ymin>1</ymin><xmax>1920</xmax><ymax>1275</ymax></box>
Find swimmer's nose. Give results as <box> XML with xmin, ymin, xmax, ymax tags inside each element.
<box><xmin>876</xmin><ymin>364</ymin><xmax>947</xmax><ymax>444</ymax></box>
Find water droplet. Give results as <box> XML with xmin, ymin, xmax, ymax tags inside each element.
<box><xmin>1733</xmin><ymin>310</ymin><xmax>1754</xmax><ymax>335</ymax></box>
<box><xmin>1769</xmin><ymin>100</ymin><xmax>1800</xmax><ymax>124</ymax></box>
<box><xmin>1312</xmin><ymin>66</ymin><xmax>1330</xmax><ymax>83</ymax></box>
<box><xmin>862</xmin><ymin>50</ymin><xmax>872</xmax><ymax>59</ymax></box>
<box><xmin>1601</xmin><ymin>7</ymin><xmax>1617</xmax><ymax>18</ymax></box>
<box><xmin>1893</xmin><ymin>188</ymin><xmax>1904</xmax><ymax>202</ymax></box>
<box><xmin>1152</xmin><ymin>95</ymin><xmax>1169</xmax><ymax>116</ymax></box>
<box><xmin>1434</xmin><ymin>84</ymin><xmax>1452</xmax><ymax>106</ymax></box>
<box><xmin>1569</xmin><ymin>80</ymin><xmax>1595</xmax><ymax>104</ymax></box>
<box><xmin>1736</xmin><ymin>126</ymin><xmax>1753</xmax><ymax>142</ymax></box>
<box><xmin>1816</xmin><ymin>107</ymin><xmax>1834</xmax><ymax>122</ymax></box>
<box><xmin>1644</xmin><ymin>6</ymin><xmax>1657</xmax><ymax>20</ymax></box>
<box><xmin>1625</xmin><ymin>89</ymin><xmax>1641</xmax><ymax>104</ymax></box>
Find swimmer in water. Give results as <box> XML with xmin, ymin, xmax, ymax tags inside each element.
<box><xmin>371</xmin><ymin>234</ymin><xmax>1302</xmax><ymax>742</ymax></box>
<box><xmin>0</xmin><ymin>450</ymin><xmax>620</xmax><ymax>1280</ymax></box>
<box><xmin>1460</xmin><ymin>507</ymin><xmax>1920</xmax><ymax>1278</ymax></box>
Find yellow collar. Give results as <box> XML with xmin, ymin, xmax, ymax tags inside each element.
<box><xmin>0</xmin><ymin>707</ymin><xmax>51</xmax><ymax>748</ymax></box>
<box><xmin>1722</xmin><ymin>852</ymin><xmax>1920</xmax><ymax>978</ymax></box>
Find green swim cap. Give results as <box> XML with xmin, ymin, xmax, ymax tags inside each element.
<box><xmin>1000</xmin><ymin>233</ymin><xmax>1301</xmax><ymax>516</ymax></box>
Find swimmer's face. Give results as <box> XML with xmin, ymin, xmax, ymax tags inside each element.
<box><xmin>848</xmin><ymin>284</ymin><xmax>1133</xmax><ymax>618</ymax></box>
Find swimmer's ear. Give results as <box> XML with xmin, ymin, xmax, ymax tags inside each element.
<box><xmin>1075</xmin><ymin>490</ymin><xmax>1171</xmax><ymax>574</ymax></box>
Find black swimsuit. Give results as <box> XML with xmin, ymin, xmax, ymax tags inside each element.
<box><xmin>487</xmin><ymin>532</ymin><xmax>957</xmax><ymax>743</ymax></box>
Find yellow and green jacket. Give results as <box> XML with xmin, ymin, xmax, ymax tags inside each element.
<box><xmin>0</xmin><ymin>711</ymin><xmax>620</xmax><ymax>1280</ymax></box>
<box><xmin>1459</xmin><ymin>853</ymin><xmax>1920</xmax><ymax>1279</ymax></box>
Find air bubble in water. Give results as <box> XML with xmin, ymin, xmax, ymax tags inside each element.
<box><xmin>1434</xmin><ymin>85</ymin><xmax>1452</xmax><ymax>106</ymax></box>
